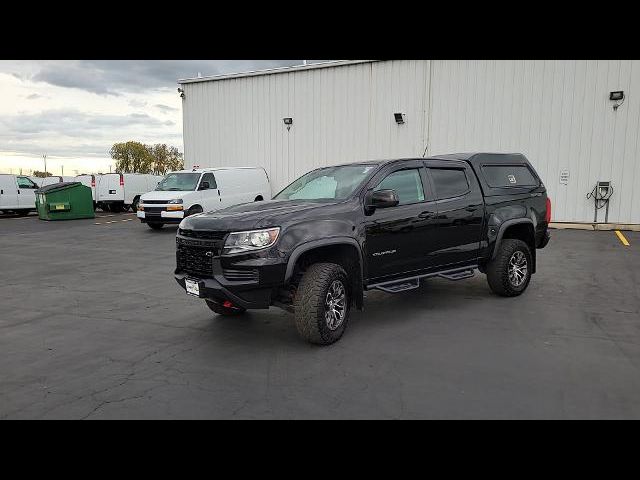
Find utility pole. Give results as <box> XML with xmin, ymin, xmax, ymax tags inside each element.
<box><xmin>61</xmin><ymin>165</ymin><xmax>64</xmax><ymax>176</ymax></box>
<box><xmin>43</xmin><ymin>154</ymin><xmax>47</xmax><ymax>175</ymax></box>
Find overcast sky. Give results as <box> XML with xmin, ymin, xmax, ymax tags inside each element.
<box><xmin>0</xmin><ymin>60</ymin><xmax>306</xmax><ymax>176</ymax></box>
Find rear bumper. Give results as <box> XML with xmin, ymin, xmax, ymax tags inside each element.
<box><xmin>538</xmin><ymin>229</ymin><xmax>551</xmax><ymax>249</ymax></box>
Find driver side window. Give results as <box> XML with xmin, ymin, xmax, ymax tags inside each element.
<box><xmin>374</xmin><ymin>169</ymin><xmax>425</xmax><ymax>205</ymax></box>
<box><xmin>200</xmin><ymin>173</ymin><xmax>217</xmax><ymax>190</ymax></box>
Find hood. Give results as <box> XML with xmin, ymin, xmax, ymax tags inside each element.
<box><xmin>180</xmin><ymin>199</ymin><xmax>340</xmax><ymax>231</ymax></box>
<box><xmin>140</xmin><ymin>190</ymin><xmax>192</xmax><ymax>201</ymax></box>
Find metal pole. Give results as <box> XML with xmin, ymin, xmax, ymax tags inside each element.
<box><xmin>43</xmin><ymin>154</ymin><xmax>47</xmax><ymax>175</ymax></box>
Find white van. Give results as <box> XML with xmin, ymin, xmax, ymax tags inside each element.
<box><xmin>0</xmin><ymin>175</ymin><xmax>39</xmax><ymax>215</ymax></box>
<box><xmin>75</xmin><ymin>174</ymin><xmax>98</xmax><ymax>206</ymax></box>
<box><xmin>137</xmin><ymin>167</ymin><xmax>271</xmax><ymax>229</ymax></box>
<box><xmin>96</xmin><ymin>173</ymin><xmax>163</xmax><ymax>212</ymax></box>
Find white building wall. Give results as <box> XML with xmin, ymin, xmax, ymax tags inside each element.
<box><xmin>182</xmin><ymin>60</ymin><xmax>640</xmax><ymax>224</ymax></box>
<box><xmin>429</xmin><ymin>60</ymin><xmax>640</xmax><ymax>224</ymax></box>
<box><xmin>181</xmin><ymin>60</ymin><xmax>430</xmax><ymax>194</ymax></box>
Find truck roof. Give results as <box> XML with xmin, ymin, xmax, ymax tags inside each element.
<box><xmin>425</xmin><ymin>152</ymin><xmax>530</xmax><ymax>166</ymax></box>
<box><xmin>172</xmin><ymin>166</ymin><xmax>267</xmax><ymax>174</ymax></box>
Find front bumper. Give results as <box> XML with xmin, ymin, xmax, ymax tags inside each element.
<box><xmin>175</xmin><ymin>273</ymin><xmax>275</xmax><ymax>309</ymax></box>
<box><xmin>174</xmin><ymin>232</ymin><xmax>287</xmax><ymax>309</ymax></box>
<box><xmin>138</xmin><ymin>210</ymin><xmax>184</xmax><ymax>224</ymax></box>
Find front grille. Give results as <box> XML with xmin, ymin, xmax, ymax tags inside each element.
<box><xmin>144</xmin><ymin>206</ymin><xmax>165</xmax><ymax>213</ymax></box>
<box><xmin>223</xmin><ymin>268</ymin><xmax>259</xmax><ymax>282</ymax></box>
<box><xmin>143</xmin><ymin>200</ymin><xmax>170</xmax><ymax>204</ymax></box>
<box><xmin>179</xmin><ymin>229</ymin><xmax>228</xmax><ymax>241</ymax></box>
<box><xmin>176</xmin><ymin>244</ymin><xmax>217</xmax><ymax>277</ymax></box>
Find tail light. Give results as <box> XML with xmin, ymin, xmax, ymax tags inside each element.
<box><xmin>119</xmin><ymin>174</ymin><xmax>124</xmax><ymax>186</ymax></box>
<box><xmin>545</xmin><ymin>197</ymin><xmax>551</xmax><ymax>223</ymax></box>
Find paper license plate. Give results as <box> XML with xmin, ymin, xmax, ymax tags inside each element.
<box><xmin>185</xmin><ymin>279</ymin><xmax>200</xmax><ymax>297</ymax></box>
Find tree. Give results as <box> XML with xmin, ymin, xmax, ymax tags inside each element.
<box><xmin>110</xmin><ymin>141</ymin><xmax>184</xmax><ymax>175</ymax></box>
<box><xmin>110</xmin><ymin>141</ymin><xmax>153</xmax><ymax>174</ymax></box>
<box><xmin>148</xmin><ymin>143</ymin><xmax>184</xmax><ymax>175</ymax></box>
<box><xmin>32</xmin><ymin>170</ymin><xmax>53</xmax><ymax>178</ymax></box>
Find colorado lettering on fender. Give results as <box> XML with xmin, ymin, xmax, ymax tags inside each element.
<box><xmin>373</xmin><ymin>250</ymin><xmax>396</xmax><ymax>256</ymax></box>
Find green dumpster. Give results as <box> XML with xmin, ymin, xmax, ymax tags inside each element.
<box><xmin>35</xmin><ymin>182</ymin><xmax>95</xmax><ymax>220</ymax></box>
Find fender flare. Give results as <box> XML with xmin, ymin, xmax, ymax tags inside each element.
<box><xmin>491</xmin><ymin>218</ymin><xmax>535</xmax><ymax>260</ymax></box>
<box><xmin>284</xmin><ymin>237</ymin><xmax>364</xmax><ymax>282</ymax></box>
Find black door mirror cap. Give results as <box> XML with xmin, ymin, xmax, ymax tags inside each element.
<box><xmin>367</xmin><ymin>189</ymin><xmax>399</xmax><ymax>209</ymax></box>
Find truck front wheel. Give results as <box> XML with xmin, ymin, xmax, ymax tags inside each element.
<box><xmin>293</xmin><ymin>262</ymin><xmax>350</xmax><ymax>345</ymax></box>
<box><xmin>486</xmin><ymin>239</ymin><xmax>532</xmax><ymax>297</ymax></box>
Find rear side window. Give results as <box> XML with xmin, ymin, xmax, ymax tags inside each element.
<box><xmin>481</xmin><ymin>165</ymin><xmax>538</xmax><ymax>187</ymax></box>
<box><xmin>375</xmin><ymin>169</ymin><xmax>425</xmax><ymax>205</ymax></box>
<box><xmin>429</xmin><ymin>168</ymin><xmax>469</xmax><ymax>199</ymax></box>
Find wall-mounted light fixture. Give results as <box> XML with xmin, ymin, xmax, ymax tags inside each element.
<box><xmin>394</xmin><ymin>112</ymin><xmax>406</xmax><ymax>124</ymax></box>
<box><xmin>610</xmin><ymin>91</ymin><xmax>624</xmax><ymax>110</ymax></box>
<box><xmin>283</xmin><ymin>117</ymin><xmax>293</xmax><ymax>131</ymax></box>
<box><xmin>177</xmin><ymin>87</ymin><xmax>185</xmax><ymax>99</ymax></box>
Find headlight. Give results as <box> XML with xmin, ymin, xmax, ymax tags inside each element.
<box><xmin>223</xmin><ymin>227</ymin><xmax>280</xmax><ymax>255</ymax></box>
<box><xmin>167</xmin><ymin>198</ymin><xmax>183</xmax><ymax>204</ymax></box>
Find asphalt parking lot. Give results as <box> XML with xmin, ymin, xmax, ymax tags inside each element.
<box><xmin>1</xmin><ymin>212</ymin><xmax>639</xmax><ymax>419</ymax></box>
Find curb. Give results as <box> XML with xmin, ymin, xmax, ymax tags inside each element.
<box><xmin>549</xmin><ymin>222</ymin><xmax>640</xmax><ymax>232</ymax></box>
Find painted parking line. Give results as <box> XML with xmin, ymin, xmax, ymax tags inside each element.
<box><xmin>615</xmin><ymin>230</ymin><xmax>630</xmax><ymax>246</ymax></box>
<box><xmin>94</xmin><ymin>218</ymin><xmax>135</xmax><ymax>226</ymax></box>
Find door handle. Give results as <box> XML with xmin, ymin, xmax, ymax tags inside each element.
<box><xmin>465</xmin><ymin>205</ymin><xmax>477</xmax><ymax>212</ymax></box>
<box><xmin>419</xmin><ymin>211</ymin><xmax>435</xmax><ymax>219</ymax></box>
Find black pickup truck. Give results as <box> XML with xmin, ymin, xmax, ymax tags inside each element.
<box><xmin>175</xmin><ymin>153</ymin><xmax>551</xmax><ymax>345</ymax></box>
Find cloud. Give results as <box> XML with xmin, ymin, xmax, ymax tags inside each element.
<box><xmin>0</xmin><ymin>108</ymin><xmax>179</xmax><ymax>158</ymax></box>
<box><xmin>26</xmin><ymin>93</ymin><xmax>43</xmax><ymax>100</ymax></box>
<box><xmin>154</xmin><ymin>104</ymin><xmax>178</xmax><ymax>113</ymax></box>
<box><xmin>26</xmin><ymin>60</ymin><xmax>302</xmax><ymax>95</ymax></box>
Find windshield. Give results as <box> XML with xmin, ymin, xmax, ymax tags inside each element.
<box><xmin>274</xmin><ymin>164</ymin><xmax>376</xmax><ymax>201</ymax></box>
<box><xmin>155</xmin><ymin>173</ymin><xmax>201</xmax><ymax>191</ymax></box>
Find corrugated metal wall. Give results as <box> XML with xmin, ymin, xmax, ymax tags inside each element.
<box><xmin>182</xmin><ymin>60</ymin><xmax>430</xmax><ymax>194</ymax></box>
<box><xmin>182</xmin><ymin>60</ymin><xmax>640</xmax><ymax>224</ymax></box>
<box><xmin>429</xmin><ymin>60</ymin><xmax>640</xmax><ymax>224</ymax></box>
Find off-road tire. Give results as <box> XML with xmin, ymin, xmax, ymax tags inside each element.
<box><xmin>293</xmin><ymin>262</ymin><xmax>350</xmax><ymax>345</ymax></box>
<box><xmin>486</xmin><ymin>239</ymin><xmax>532</xmax><ymax>297</ymax></box>
<box><xmin>205</xmin><ymin>300</ymin><xmax>246</xmax><ymax>316</ymax></box>
<box><xmin>147</xmin><ymin>223</ymin><xmax>164</xmax><ymax>230</ymax></box>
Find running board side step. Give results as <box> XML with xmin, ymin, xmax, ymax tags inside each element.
<box><xmin>368</xmin><ymin>265</ymin><xmax>477</xmax><ymax>293</ymax></box>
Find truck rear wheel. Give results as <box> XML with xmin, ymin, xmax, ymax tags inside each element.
<box><xmin>293</xmin><ymin>262</ymin><xmax>350</xmax><ymax>345</ymax></box>
<box><xmin>486</xmin><ymin>239</ymin><xmax>532</xmax><ymax>297</ymax></box>
<box><xmin>205</xmin><ymin>300</ymin><xmax>246</xmax><ymax>316</ymax></box>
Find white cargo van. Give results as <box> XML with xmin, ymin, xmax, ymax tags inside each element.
<box><xmin>75</xmin><ymin>174</ymin><xmax>98</xmax><ymax>206</ymax></box>
<box><xmin>96</xmin><ymin>173</ymin><xmax>163</xmax><ymax>212</ymax></box>
<box><xmin>0</xmin><ymin>175</ymin><xmax>39</xmax><ymax>215</ymax></box>
<box><xmin>137</xmin><ymin>167</ymin><xmax>271</xmax><ymax>229</ymax></box>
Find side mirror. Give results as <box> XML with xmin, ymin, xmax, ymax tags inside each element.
<box><xmin>366</xmin><ymin>189</ymin><xmax>399</xmax><ymax>209</ymax></box>
<box><xmin>198</xmin><ymin>181</ymin><xmax>209</xmax><ymax>191</ymax></box>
